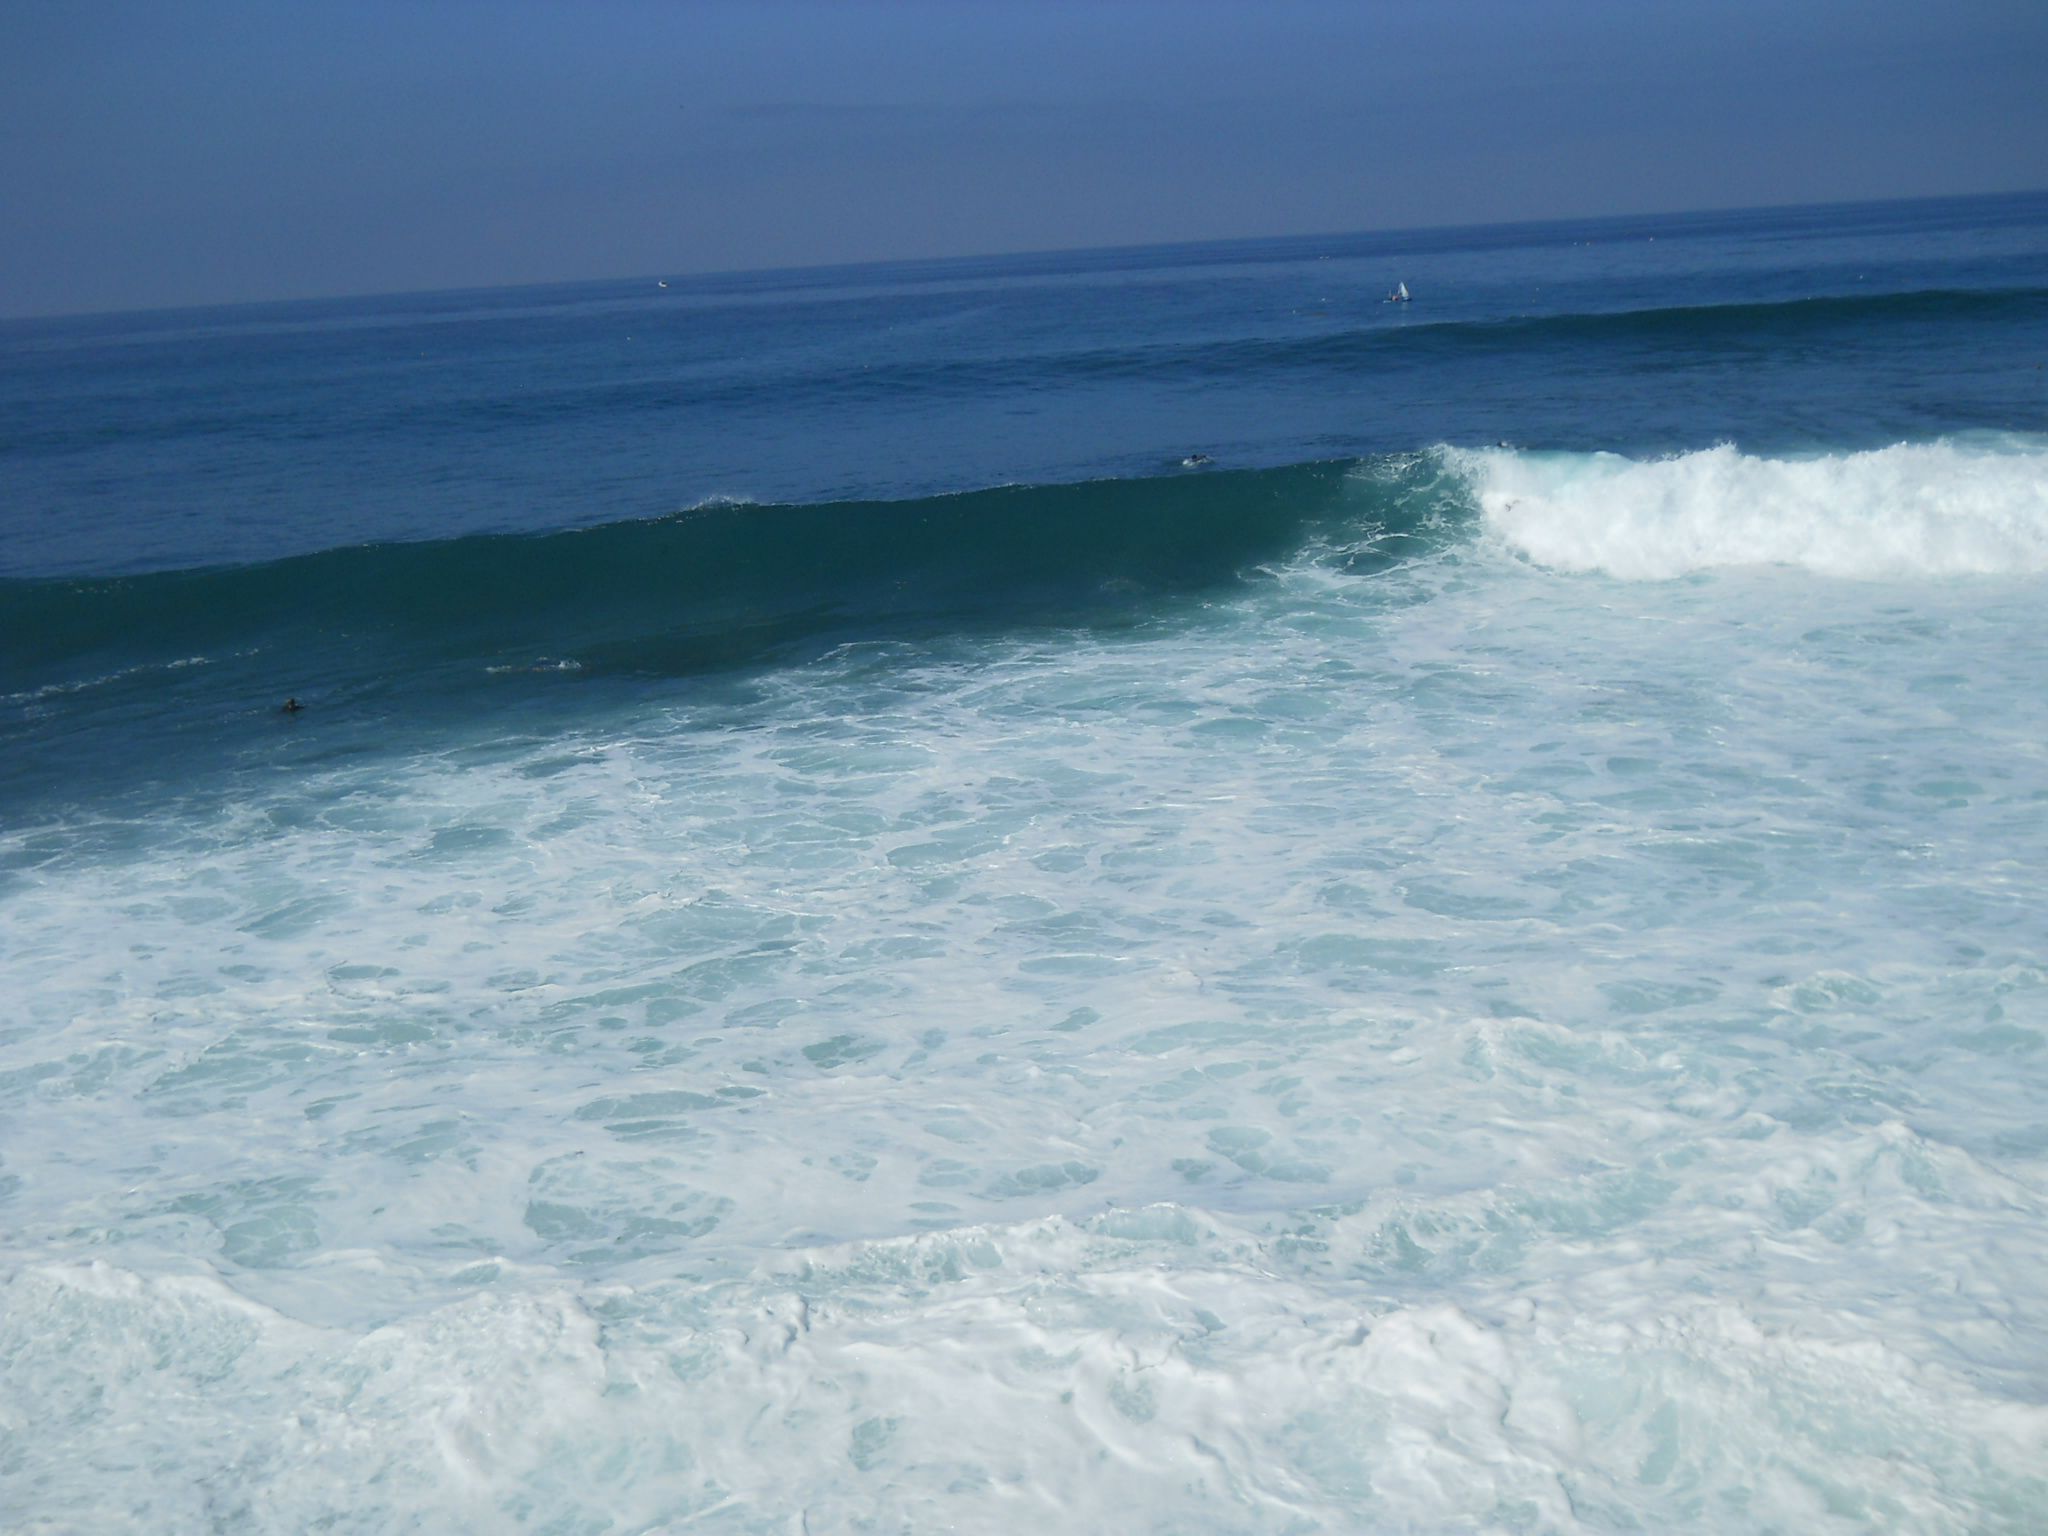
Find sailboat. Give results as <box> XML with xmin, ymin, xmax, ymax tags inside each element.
<box><xmin>1384</xmin><ymin>281</ymin><xmax>1410</xmax><ymax>303</ymax></box>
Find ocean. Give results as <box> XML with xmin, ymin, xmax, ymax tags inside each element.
<box><xmin>3</xmin><ymin>191</ymin><xmax>2047</xmax><ymax>1533</ymax></box>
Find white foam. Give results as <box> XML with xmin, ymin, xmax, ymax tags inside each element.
<box><xmin>1461</xmin><ymin>438</ymin><xmax>2048</xmax><ymax>579</ymax></box>
<box><xmin>5</xmin><ymin>505</ymin><xmax>2048</xmax><ymax>1528</ymax></box>
<box><xmin>482</xmin><ymin>657</ymin><xmax>583</xmax><ymax>675</ymax></box>
<box><xmin>9</xmin><ymin>1215</ymin><xmax>2047</xmax><ymax>1532</ymax></box>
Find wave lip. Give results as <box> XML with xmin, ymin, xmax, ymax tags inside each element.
<box><xmin>1464</xmin><ymin>438</ymin><xmax>2048</xmax><ymax>580</ymax></box>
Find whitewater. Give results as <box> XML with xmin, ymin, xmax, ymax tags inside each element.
<box><xmin>4</xmin><ymin>194</ymin><xmax>2048</xmax><ymax>1533</ymax></box>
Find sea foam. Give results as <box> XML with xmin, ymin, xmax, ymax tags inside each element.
<box><xmin>1463</xmin><ymin>438</ymin><xmax>2048</xmax><ymax>579</ymax></box>
<box><xmin>6</xmin><ymin>524</ymin><xmax>2047</xmax><ymax>1530</ymax></box>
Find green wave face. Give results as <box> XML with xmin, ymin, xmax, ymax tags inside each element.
<box><xmin>4</xmin><ymin>457</ymin><xmax>1472</xmax><ymax>688</ymax></box>
<box><xmin>0</xmin><ymin>455</ymin><xmax>1475</xmax><ymax>810</ymax></box>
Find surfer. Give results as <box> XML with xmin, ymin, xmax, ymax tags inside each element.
<box><xmin>281</xmin><ymin>697</ymin><xmax>303</xmax><ymax>714</ymax></box>
<box><xmin>1181</xmin><ymin>453</ymin><xmax>1212</xmax><ymax>467</ymax></box>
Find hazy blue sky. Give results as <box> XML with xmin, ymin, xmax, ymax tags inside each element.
<box><xmin>5</xmin><ymin>0</ymin><xmax>2045</xmax><ymax>316</ymax></box>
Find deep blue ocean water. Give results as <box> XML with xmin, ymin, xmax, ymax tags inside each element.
<box><xmin>3</xmin><ymin>192</ymin><xmax>2048</xmax><ymax>1532</ymax></box>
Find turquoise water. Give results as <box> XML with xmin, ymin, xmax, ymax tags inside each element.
<box><xmin>4</xmin><ymin>194</ymin><xmax>2048</xmax><ymax>1532</ymax></box>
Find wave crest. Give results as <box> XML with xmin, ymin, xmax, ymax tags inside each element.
<box><xmin>1463</xmin><ymin>438</ymin><xmax>2048</xmax><ymax>579</ymax></box>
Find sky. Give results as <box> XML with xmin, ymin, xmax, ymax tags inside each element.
<box><xmin>4</xmin><ymin>0</ymin><xmax>2046</xmax><ymax>317</ymax></box>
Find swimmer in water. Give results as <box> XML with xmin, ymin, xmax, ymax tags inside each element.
<box><xmin>281</xmin><ymin>698</ymin><xmax>304</xmax><ymax>714</ymax></box>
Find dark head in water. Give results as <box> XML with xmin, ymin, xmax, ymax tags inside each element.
<box><xmin>1181</xmin><ymin>453</ymin><xmax>1212</xmax><ymax>468</ymax></box>
<box><xmin>281</xmin><ymin>697</ymin><xmax>304</xmax><ymax>714</ymax></box>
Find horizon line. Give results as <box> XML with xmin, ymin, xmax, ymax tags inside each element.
<box><xmin>7</xmin><ymin>184</ymin><xmax>2044</xmax><ymax>327</ymax></box>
